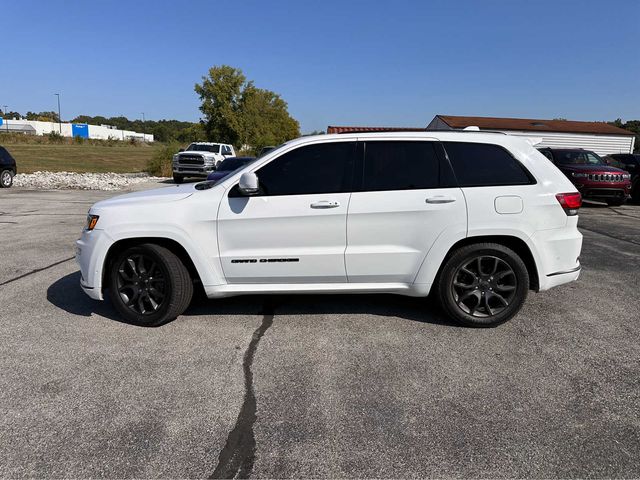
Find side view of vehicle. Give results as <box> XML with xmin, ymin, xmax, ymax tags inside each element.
<box><xmin>603</xmin><ymin>153</ymin><xmax>640</xmax><ymax>202</ymax></box>
<box><xmin>206</xmin><ymin>156</ymin><xmax>256</xmax><ymax>183</ymax></box>
<box><xmin>172</xmin><ymin>142</ymin><xmax>236</xmax><ymax>183</ymax></box>
<box><xmin>77</xmin><ymin>132</ymin><xmax>583</xmax><ymax>328</ymax></box>
<box><xmin>537</xmin><ymin>147</ymin><xmax>631</xmax><ymax>206</ymax></box>
<box><xmin>0</xmin><ymin>145</ymin><xmax>17</xmax><ymax>188</ymax></box>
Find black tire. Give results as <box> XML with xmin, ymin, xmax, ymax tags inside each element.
<box><xmin>606</xmin><ymin>198</ymin><xmax>625</xmax><ymax>206</ymax></box>
<box><xmin>632</xmin><ymin>182</ymin><xmax>640</xmax><ymax>203</ymax></box>
<box><xmin>435</xmin><ymin>243</ymin><xmax>529</xmax><ymax>327</ymax></box>
<box><xmin>108</xmin><ymin>243</ymin><xmax>193</xmax><ymax>326</ymax></box>
<box><xmin>0</xmin><ymin>169</ymin><xmax>14</xmax><ymax>188</ymax></box>
<box><xmin>173</xmin><ymin>174</ymin><xmax>184</xmax><ymax>184</ymax></box>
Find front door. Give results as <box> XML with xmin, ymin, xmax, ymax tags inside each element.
<box><xmin>217</xmin><ymin>140</ymin><xmax>356</xmax><ymax>284</ymax></box>
<box><xmin>346</xmin><ymin>140</ymin><xmax>467</xmax><ymax>283</ymax></box>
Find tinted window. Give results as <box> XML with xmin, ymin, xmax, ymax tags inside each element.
<box><xmin>553</xmin><ymin>150</ymin><xmax>604</xmax><ymax>166</ymax></box>
<box><xmin>443</xmin><ymin>142</ymin><xmax>533</xmax><ymax>187</ymax></box>
<box><xmin>539</xmin><ymin>149</ymin><xmax>554</xmax><ymax>161</ymax></box>
<box><xmin>219</xmin><ymin>157</ymin><xmax>254</xmax><ymax>171</ymax></box>
<box><xmin>255</xmin><ymin>142</ymin><xmax>355</xmax><ymax>196</ymax></box>
<box><xmin>362</xmin><ymin>141</ymin><xmax>440</xmax><ymax>191</ymax></box>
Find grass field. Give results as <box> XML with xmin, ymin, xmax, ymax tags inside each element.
<box><xmin>4</xmin><ymin>143</ymin><xmax>161</xmax><ymax>174</ymax></box>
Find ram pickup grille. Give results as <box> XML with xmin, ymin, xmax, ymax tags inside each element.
<box><xmin>178</xmin><ymin>155</ymin><xmax>204</xmax><ymax>165</ymax></box>
<box><xmin>587</xmin><ymin>173</ymin><xmax>622</xmax><ymax>182</ymax></box>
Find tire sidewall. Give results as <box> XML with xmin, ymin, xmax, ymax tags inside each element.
<box><xmin>440</xmin><ymin>245</ymin><xmax>529</xmax><ymax>327</ymax></box>
<box><xmin>108</xmin><ymin>245</ymin><xmax>175</xmax><ymax>326</ymax></box>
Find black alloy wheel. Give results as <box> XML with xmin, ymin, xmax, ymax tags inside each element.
<box><xmin>108</xmin><ymin>244</ymin><xmax>193</xmax><ymax>326</ymax></box>
<box><xmin>436</xmin><ymin>243</ymin><xmax>529</xmax><ymax>327</ymax></box>
<box><xmin>452</xmin><ymin>256</ymin><xmax>517</xmax><ymax>318</ymax></box>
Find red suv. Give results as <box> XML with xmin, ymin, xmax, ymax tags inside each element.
<box><xmin>537</xmin><ymin>147</ymin><xmax>631</xmax><ymax>206</ymax></box>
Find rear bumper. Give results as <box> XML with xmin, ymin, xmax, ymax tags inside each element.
<box><xmin>530</xmin><ymin>220</ymin><xmax>583</xmax><ymax>291</ymax></box>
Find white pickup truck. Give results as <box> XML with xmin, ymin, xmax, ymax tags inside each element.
<box><xmin>172</xmin><ymin>142</ymin><xmax>236</xmax><ymax>183</ymax></box>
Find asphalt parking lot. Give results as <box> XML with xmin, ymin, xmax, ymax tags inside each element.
<box><xmin>1</xmin><ymin>183</ymin><xmax>639</xmax><ymax>478</ymax></box>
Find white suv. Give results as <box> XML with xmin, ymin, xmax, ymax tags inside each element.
<box><xmin>77</xmin><ymin>132</ymin><xmax>583</xmax><ymax>327</ymax></box>
<box><xmin>172</xmin><ymin>142</ymin><xmax>236</xmax><ymax>183</ymax></box>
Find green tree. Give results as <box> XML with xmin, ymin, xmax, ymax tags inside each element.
<box><xmin>195</xmin><ymin>65</ymin><xmax>300</xmax><ymax>152</ymax></box>
<box><xmin>195</xmin><ymin>65</ymin><xmax>246</xmax><ymax>146</ymax></box>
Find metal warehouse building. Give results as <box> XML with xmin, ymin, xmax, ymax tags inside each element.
<box><xmin>328</xmin><ymin>116</ymin><xmax>635</xmax><ymax>155</ymax></box>
<box><xmin>426</xmin><ymin>115</ymin><xmax>635</xmax><ymax>155</ymax></box>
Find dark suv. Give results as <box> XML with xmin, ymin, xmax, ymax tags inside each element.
<box><xmin>537</xmin><ymin>147</ymin><xmax>631</xmax><ymax>206</ymax></box>
<box><xmin>0</xmin><ymin>146</ymin><xmax>17</xmax><ymax>188</ymax></box>
<box><xmin>603</xmin><ymin>153</ymin><xmax>640</xmax><ymax>202</ymax></box>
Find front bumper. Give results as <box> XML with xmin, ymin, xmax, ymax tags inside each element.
<box><xmin>173</xmin><ymin>164</ymin><xmax>216</xmax><ymax>177</ymax></box>
<box><xmin>75</xmin><ymin>228</ymin><xmax>113</xmax><ymax>301</ymax></box>
<box><xmin>573</xmin><ymin>181</ymin><xmax>631</xmax><ymax>200</ymax></box>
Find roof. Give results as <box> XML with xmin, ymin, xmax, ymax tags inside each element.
<box><xmin>434</xmin><ymin>115</ymin><xmax>634</xmax><ymax>136</ymax></box>
<box><xmin>327</xmin><ymin>125</ymin><xmax>426</xmax><ymax>134</ymax></box>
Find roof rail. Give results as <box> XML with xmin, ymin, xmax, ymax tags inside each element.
<box><xmin>335</xmin><ymin>128</ymin><xmax>508</xmax><ymax>135</ymax></box>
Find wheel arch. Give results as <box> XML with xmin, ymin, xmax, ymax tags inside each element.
<box><xmin>102</xmin><ymin>237</ymin><xmax>204</xmax><ymax>292</ymax></box>
<box><xmin>432</xmin><ymin>235</ymin><xmax>540</xmax><ymax>292</ymax></box>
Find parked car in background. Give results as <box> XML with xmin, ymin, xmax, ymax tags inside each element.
<box><xmin>77</xmin><ymin>132</ymin><xmax>583</xmax><ymax>328</ymax></box>
<box><xmin>172</xmin><ymin>142</ymin><xmax>236</xmax><ymax>184</ymax></box>
<box><xmin>0</xmin><ymin>146</ymin><xmax>17</xmax><ymax>188</ymax></box>
<box><xmin>206</xmin><ymin>156</ymin><xmax>256</xmax><ymax>183</ymax></box>
<box><xmin>537</xmin><ymin>147</ymin><xmax>631</xmax><ymax>206</ymax></box>
<box><xmin>603</xmin><ymin>153</ymin><xmax>640</xmax><ymax>202</ymax></box>
<box><xmin>258</xmin><ymin>145</ymin><xmax>276</xmax><ymax>157</ymax></box>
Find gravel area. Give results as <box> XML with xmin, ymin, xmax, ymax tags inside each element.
<box><xmin>13</xmin><ymin>171</ymin><xmax>167</xmax><ymax>191</ymax></box>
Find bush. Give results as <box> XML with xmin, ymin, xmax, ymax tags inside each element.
<box><xmin>47</xmin><ymin>131</ymin><xmax>64</xmax><ymax>143</ymax></box>
<box><xmin>73</xmin><ymin>135</ymin><xmax>85</xmax><ymax>144</ymax></box>
<box><xmin>145</xmin><ymin>142</ymin><xmax>180</xmax><ymax>177</ymax></box>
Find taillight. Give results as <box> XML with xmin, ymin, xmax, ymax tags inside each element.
<box><xmin>556</xmin><ymin>192</ymin><xmax>582</xmax><ymax>216</ymax></box>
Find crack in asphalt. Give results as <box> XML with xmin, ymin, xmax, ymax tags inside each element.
<box><xmin>0</xmin><ymin>257</ymin><xmax>75</xmax><ymax>287</ymax></box>
<box><xmin>210</xmin><ymin>298</ymin><xmax>276</xmax><ymax>479</ymax></box>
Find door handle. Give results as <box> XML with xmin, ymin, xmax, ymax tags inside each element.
<box><xmin>426</xmin><ymin>195</ymin><xmax>456</xmax><ymax>204</ymax></box>
<box><xmin>310</xmin><ymin>200</ymin><xmax>340</xmax><ymax>209</ymax></box>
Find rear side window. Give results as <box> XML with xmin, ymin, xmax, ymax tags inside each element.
<box><xmin>443</xmin><ymin>142</ymin><xmax>534</xmax><ymax>187</ymax></box>
<box><xmin>255</xmin><ymin>141</ymin><xmax>355</xmax><ymax>196</ymax></box>
<box><xmin>362</xmin><ymin>141</ymin><xmax>440</xmax><ymax>191</ymax></box>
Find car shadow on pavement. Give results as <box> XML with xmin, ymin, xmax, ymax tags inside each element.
<box><xmin>48</xmin><ymin>271</ymin><xmax>460</xmax><ymax>328</ymax></box>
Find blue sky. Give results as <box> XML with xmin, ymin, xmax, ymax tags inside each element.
<box><xmin>2</xmin><ymin>0</ymin><xmax>638</xmax><ymax>132</ymax></box>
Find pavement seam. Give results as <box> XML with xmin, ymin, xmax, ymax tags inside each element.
<box><xmin>210</xmin><ymin>298</ymin><xmax>276</xmax><ymax>479</ymax></box>
<box><xmin>0</xmin><ymin>256</ymin><xmax>75</xmax><ymax>287</ymax></box>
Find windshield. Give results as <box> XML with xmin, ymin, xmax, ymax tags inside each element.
<box><xmin>555</xmin><ymin>151</ymin><xmax>605</xmax><ymax>166</ymax></box>
<box><xmin>218</xmin><ymin>157</ymin><xmax>254</xmax><ymax>171</ymax></box>
<box><xmin>187</xmin><ymin>143</ymin><xmax>220</xmax><ymax>153</ymax></box>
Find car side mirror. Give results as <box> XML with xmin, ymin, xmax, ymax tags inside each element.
<box><xmin>238</xmin><ymin>172</ymin><xmax>259</xmax><ymax>195</ymax></box>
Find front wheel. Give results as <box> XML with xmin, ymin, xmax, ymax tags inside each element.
<box><xmin>173</xmin><ymin>174</ymin><xmax>184</xmax><ymax>184</ymax></box>
<box><xmin>436</xmin><ymin>243</ymin><xmax>529</xmax><ymax>327</ymax></box>
<box><xmin>107</xmin><ymin>243</ymin><xmax>193</xmax><ymax>326</ymax></box>
<box><xmin>0</xmin><ymin>169</ymin><xmax>14</xmax><ymax>188</ymax></box>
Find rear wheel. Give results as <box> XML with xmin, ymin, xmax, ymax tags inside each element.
<box><xmin>436</xmin><ymin>243</ymin><xmax>529</xmax><ymax>327</ymax></box>
<box><xmin>108</xmin><ymin>244</ymin><xmax>193</xmax><ymax>326</ymax></box>
<box><xmin>173</xmin><ymin>174</ymin><xmax>184</xmax><ymax>184</ymax></box>
<box><xmin>0</xmin><ymin>169</ymin><xmax>14</xmax><ymax>188</ymax></box>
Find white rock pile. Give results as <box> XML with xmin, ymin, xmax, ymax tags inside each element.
<box><xmin>13</xmin><ymin>171</ymin><xmax>167</xmax><ymax>191</ymax></box>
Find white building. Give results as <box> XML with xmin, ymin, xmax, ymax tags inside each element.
<box><xmin>0</xmin><ymin>118</ymin><xmax>153</xmax><ymax>142</ymax></box>
<box><xmin>427</xmin><ymin>115</ymin><xmax>635</xmax><ymax>155</ymax></box>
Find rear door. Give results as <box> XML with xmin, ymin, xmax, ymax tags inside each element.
<box><xmin>217</xmin><ymin>140</ymin><xmax>356</xmax><ymax>284</ymax></box>
<box><xmin>345</xmin><ymin>139</ymin><xmax>466</xmax><ymax>283</ymax></box>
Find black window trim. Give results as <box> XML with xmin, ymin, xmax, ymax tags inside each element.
<box><xmin>443</xmin><ymin>141</ymin><xmax>537</xmax><ymax>188</ymax></box>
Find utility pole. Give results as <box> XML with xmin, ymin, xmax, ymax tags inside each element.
<box><xmin>141</xmin><ymin>112</ymin><xmax>146</xmax><ymax>142</ymax></box>
<box><xmin>54</xmin><ymin>93</ymin><xmax>62</xmax><ymax>133</ymax></box>
<box><xmin>2</xmin><ymin>105</ymin><xmax>7</xmax><ymax>133</ymax></box>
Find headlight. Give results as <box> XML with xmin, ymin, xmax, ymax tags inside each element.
<box><xmin>173</xmin><ymin>154</ymin><xmax>179</xmax><ymax>163</ymax></box>
<box><xmin>622</xmin><ymin>173</ymin><xmax>631</xmax><ymax>179</ymax></box>
<box><xmin>86</xmin><ymin>214</ymin><xmax>99</xmax><ymax>231</ymax></box>
<box><xmin>571</xmin><ymin>172</ymin><xmax>588</xmax><ymax>178</ymax></box>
